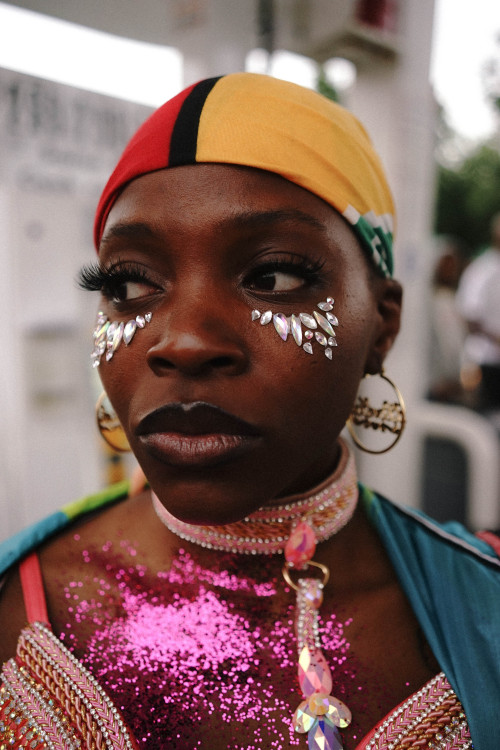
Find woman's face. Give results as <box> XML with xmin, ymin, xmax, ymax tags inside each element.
<box><xmin>97</xmin><ymin>164</ymin><xmax>398</xmax><ymax>523</ymax></box>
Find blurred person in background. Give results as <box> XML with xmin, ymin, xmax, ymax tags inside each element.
<box><xmin>456</xmin><ymin>213</ymin><xmax>500</xmax><ymax>413</ymax></box>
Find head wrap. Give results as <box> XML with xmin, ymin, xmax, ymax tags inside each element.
<box><xmin>94</xmin><ymin>73</ymin><xmax>395</xmax><ymax>277</ymax></box>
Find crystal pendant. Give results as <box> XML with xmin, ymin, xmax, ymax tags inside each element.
<box><xmin>293</xmin><ymin>700</ymin><xmax>317</xmax><ymax>733</ymax></box>
<box><xmin>300</xmin><ymin>313</ymin><xmax>317</xmax><ymax>329</ymax></box>
<box><xmin>251</xmin><ymin>309</ymin><xmax>261</xmax><ymax>321</ymax></box>
<box><xmin>308</xmin><ymin>694</ymin><xmax>351</xmax><ymax>729</ymax></box>
<box><xmin>285</xmin><ymin>521</ymin><xmax>316</xmax><ymax>566</ymax></box>
<box><xmin>260</xmin><ymin>310</ymin><xmax>272</xmax><ymax>325</ymax></box>
<box><xmin>298</xmin><ymin>646</ymin><xmax>333</xmax><ymax>697</ymax></box>
<box><xmin>303</xmin><ymin>342</ymin><xmax>313</xmax><ymax>354</ymax></box>
<box><xmin>291</xmin><ymin>315</ymin><xmax>303</xmax><ymax>346</ymax></box>
<box><xmin>123</xmin><ymin>320</ymin><xmax>137</xmax><ymax>345</ymax></box>
<box><xmin>273</xmin><ymin>313</ymin><xmax>289</xmax><ymax>341</ymax></box>
<box><xmin>313</xmin><ymin>311</ymin><xmax>335</xmax><ymax>337</ymax></box>
<box><xmin>308</xmin><ymin>719</ymin><xmax>343</xmax><ymax>750</ymax></box>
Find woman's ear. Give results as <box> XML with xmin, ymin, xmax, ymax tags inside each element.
<box><xmin>365</xmin><ymin>278</ymin><xmax>403</xmax><ymax>375</ymax></box>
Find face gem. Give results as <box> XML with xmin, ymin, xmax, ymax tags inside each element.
<box><xmin>317</xmin><ymin>301</ymin><xmax>333</xmax><ymax>312</ymax></box>
<box><xmin>260</xmin><ymin>310</ymin><xmax>272</xmax><ymax>325</ymax></box>
<box><xmin>305</xmin><ymin>330</ymin><xmax>314</xmax><ymax>340</ymax></box>
<box><xmin>145</xmin><ymin>312</ymin><xmax>153</xmax><ymax>323</ymax></box>
<box><xmin>123</xmin><ymin>320</ymin><xmax>137</xmax><ymax>345</ymax></box>
<box><xmin>325</xmin><ymin>348</ymin><xmax>333</xmax><ymax>359</ymax></box>
<box><xmin>326</xmin><ymin>313</ymin><xmax>339</xmax><ymax>326</ymax></box>
<box><xmin>273</xmin><ymin>313</ymin><xmax>289</xmax><ymax>341</ymax></box>
<box><xmin>291</xmin><ymin>315</ymin><xmax>303</xmax><ymax>346</ymax></box>
<box><xmin>251</xmin><ymin>309</ymin><xmax>261</xmax><ymax>321</ymax></box>
<box><xmin>313</xmin><ymin>312</ymin><xmax>335</xmax><ymax>337</ymax></box>
<box><xmin>136</xmin><ymin>315</ymin><xmax>146</xmax><ymax>329</ymax></box>
<box><xmin>315</xmin><ymin>332</ymin><xmax>328</xmax><ymax>346</ymax></box>
<box><xmin>303</xmin><ymin>343</ymin><xmax>313</xmax><ymax>354</ymax></box>
<box><xmin>299</xmin><ymin>313</ymin><xmax>317</xmax><ymax>329</ymax></box>
<box><xmin>327</xmin><ymin>337</ymin><xmax>336</xmax><ymax>346</ymax></box>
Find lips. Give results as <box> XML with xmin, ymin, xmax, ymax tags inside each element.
<box><xmin>135</xmin><ymin>401</ymin><xmax>262</xmax><ymax>467</ymax></box>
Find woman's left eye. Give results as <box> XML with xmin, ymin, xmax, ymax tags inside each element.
<box><xmin>248</xmin><ymin>269</ymin><xmax>307</xmax><ymax>292</ymax></box>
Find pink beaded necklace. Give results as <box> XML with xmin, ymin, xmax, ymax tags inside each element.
<box><xmin>152</xmin><ymin>439</ymin><xmax>357</xmax><ymax>750</ymax></box>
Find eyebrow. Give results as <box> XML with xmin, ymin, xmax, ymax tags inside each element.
<box><xmin>99</xmin><ymin>208</ymin><xmax>328</xmax><ymax>251</ymax></box>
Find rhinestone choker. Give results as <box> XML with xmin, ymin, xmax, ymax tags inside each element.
<box><xmin>152</xmin><ymin>439</ymin><xmax>357</xmax><ymax>750</ymax></box>
<box><xmin>151</xmin><ymin>438</ymin><xmax>358</xmax><ymax>556</ymax></box>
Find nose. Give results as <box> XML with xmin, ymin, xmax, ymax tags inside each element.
<box><xmin>146</xmin><ymin>296</ymin><xmax>249</xmax><ymax>377</ymax></box>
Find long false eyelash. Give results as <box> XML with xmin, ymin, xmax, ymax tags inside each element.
<box><xmin>78</xmin><ymin>261</ymin><xmax>152</xmax><ymax>295</ymax></box>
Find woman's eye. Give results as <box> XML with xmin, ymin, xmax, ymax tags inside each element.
<box><xmin>109</xmin><ymin>279</ymin><xmax>156</xmax><ymax>302</ymax></box>
<box><xmin>251</xmin><ymin>270</ymin><xmax>305</xmax><ymax>291</ymax></box>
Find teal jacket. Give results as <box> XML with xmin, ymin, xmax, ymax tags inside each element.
<box><xmin>1</xmin><ymin>482</ymin><xmax>499</xmax><ymax>748</ymax></box>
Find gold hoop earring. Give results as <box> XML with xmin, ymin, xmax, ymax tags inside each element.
<box><xmin>96</xmin><ymin>392</ymin><xmax>131</xmax><ymax>452</ymax></box>
<box><xmin>346</xmin><ymin>370</ymin><xmax>406</xmax><ymax>455</ymax></box>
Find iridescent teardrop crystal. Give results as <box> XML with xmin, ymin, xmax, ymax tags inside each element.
<box><xmin>145</xmin><ymin>312</ymin><xmax>152</xmax><ymax>323</ymax></box>
<box><xmin>324</xmin><ymin>697</ymin><xmax>352</xmax><ymax>729</ymax></box>
<box><xmin>326</xmin><ymin>312</ymin><xmax>339</xmax><ymax>326</ymax></box>
<box><xmin>308</xmin><ymin>719</ymin><xmax>343</xmax><ymax>750</ymax></box>
<box><xmin>260</xmin><ymin>310</ymin><xmax>272</xmax><ymax>325</ymax></box>
<box><xmin>273</xmin><ymin>313</ymin><xmax>289</xmax><ymax>341</ymax></box>
<box><xmin>300</xmin><ymin>313</ymin><xmax>317</xmax><ymax>329</ymax></box>
<box><xmin>317</xmin><ymin>301</ymin><xmax>333</xmax><ymax>311</ymax></box>
<box><xmin>325</xmin><ymin>348</ymin><xmax>333</xmax><ymax>360</ymax></box>
<box><xmin>293</xmin><ymin>700</ymin><xmax>317</xmax><ymax>733</ymax></box>
<box><xmin>251</xmin><ymin>309</ymin><xmax>261</xmax><ymax>321</ymax></box>
<box><xmin>298</xmin><ymin>646</ymin><xmax>333</xmax><ymax>697</ymax></box>
<box><xmin>135</xmin><ymin>315</ymin><xmax>146</xmax><ymax>328</ymax></box>
<box><xmin>123</xmin><ymin>320</ymin><xmax>137</xmax><ymax>345</ymax></box>
<box><xmin>315</xmin><ymin>331</ymin><xmax>327</xmax><ymax>346</ymax></box>
<box><xmin>285</xmin><ymin>521</ymin><xmax>316</xmax><ymax>566</ymax></box>
<box><xmin>303</xmin><ymin>342</ymin><xmax>313</xmax><ymax>354</ymax></box>
<box><xmin>313</xmin><ymin>311</ymin><xmax>335</xmax><ymax>337</ymax></box>
<box><xmin>291</xmin><ymin>314</ymin><xmax>303</xmax><ymax>346</ymax></box>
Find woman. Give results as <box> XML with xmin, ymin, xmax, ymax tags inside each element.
<box><xmin>0</xmin><ymin>73</ymin><xmax>498</xmax><ymax>750</ymax></box>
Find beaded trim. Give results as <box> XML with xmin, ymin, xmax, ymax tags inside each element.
<box><xmin>360</xmin><ymin>672</ymin><xmax>471</xmax><ymax>750</ymax></box>
<box><xmin>0</xmin><ymin>621</ymin><xmax>137</xmax><ymax>749</ymax></box>
<box><xmin>152</xmin><ymin>439</ymin><xmax>358</xmax><ymax>554</ymax></box>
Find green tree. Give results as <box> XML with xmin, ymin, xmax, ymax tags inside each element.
<box><xmin>434</xmin><ymin>145</ymin><xmax>500</xmax><ymax>256</ymax></box>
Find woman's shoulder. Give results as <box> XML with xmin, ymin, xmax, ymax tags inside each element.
<box><xmin>0</xmin><ymin>481</ymin><xmax>131</xmax><ymax>579</ymax></box>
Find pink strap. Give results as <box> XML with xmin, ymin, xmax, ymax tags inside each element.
<box><xmin>19</xmin><ymin>552</ymin><xmax>50</xmax><ymax>625</ymax></box>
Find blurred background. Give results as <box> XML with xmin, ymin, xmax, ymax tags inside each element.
<box><xmin>0</xmin><ymin>0</ymin><xmax>499</xmax><ymax>541</ymax></box>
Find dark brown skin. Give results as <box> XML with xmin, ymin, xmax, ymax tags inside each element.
<box><xmin>0</xmin><ymin>165</ymin><xmax>438</xmax><ymax>746</ymax></box>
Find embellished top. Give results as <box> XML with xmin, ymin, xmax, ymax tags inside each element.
<box><xmin>1</xmin><ymin>483</ymin><xmax>499</xmax><ymax>748</ymax></box>
<box><xmin>1</xmin><ymin>544</ymin><xmax>471</xmax><ymax>750</ymax></box>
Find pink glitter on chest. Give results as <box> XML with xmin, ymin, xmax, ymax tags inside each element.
<box><xmin>58</xmin><ymin>542</ymin><xmax>354</xmax><ymax>749</ymax></box>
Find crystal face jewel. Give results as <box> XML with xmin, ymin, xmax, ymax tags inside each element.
<box><xmin>305</xmin><ymin>330</ymin><xmax>314</xmax><ymax>340</ymax></box>
<box><xmin>273</xmin><ymin>313</ymin><xmax>289</xmax><ymax>341</ymax></box>
<box><xmin>314</xmin><ymin>311</ymin><xmax>335</xmax><ymax>337</ymax></box>
<box><xmin>285</xmin><ymin>521</ymin><xmax>317</xmax><ymax>566</ymax></box>
<box><xmin>260</xmin><ymin>310</ymin><xmax>272</xmax><ymax>325</ymax></box>
<box><xmin>298</xmin><ymin>646</ymin><xmax>333</xmax><ymax>697</ymax></box>
<box><xmin>135</xmin><ymin>315</ymin><xmax>146</xmax><ymax>328</ymax></box>
<box><xmin>315</xmin><ymin>332</ymin><xmax>327</xmax><ymax>346</ymax></box>
<box><xmin>145</xmin><ymin>312</ymin><xmax>152</xmax><ymax>322</ymax></box>
<box><xmin>326</xmin><ymin>297</ymin><xmax>334</xmax><ymax>304</ymax></box>
<box><xmin>123</xmin><ymin>320</ymin><xmax>137</xmax><ymax>345</ymax></box>
<box><xmin>303</xmin><ymin>342</ymin><xmax>313</xmax><ymax>354</ymax></box>
<box><xmin>251</xmin><ymin>309</ymin><xmax>261</xmax><ymax>321</ymax></box>
<box><xmin>317</xmin><ymin>301</ymin><xmax>333</xmax><ymax>311</ymax></box>
<box><xmin>326</xmin><ymin>313</ymin><xmax>339</xmax><ymax>326</ymax></box>
<box><xmin>291</xmin><ymin>315</ymin><xmax>303</xmax><ymax>346</ymax></box>
<box><xmin>300</xmin><ymin>313</ymin><xmax>317</xmax><ymax>329</ymax></box>
<box><xmin>328</xmin><ymin>337</ymin><xmax>336</xmax><ymax>346</ymax></box>
<box><xmin>325</xmin><ymin>348</ymin><xmax>333</xmax><ymax>360</ymax></box>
